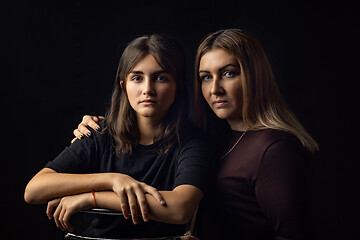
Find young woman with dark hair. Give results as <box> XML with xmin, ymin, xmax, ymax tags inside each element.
<box><xmin>24</xmin><ymin>34</ymin><xmax>211</xmax><ymax>239</ymax></box>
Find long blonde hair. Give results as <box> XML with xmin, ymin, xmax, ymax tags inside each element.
<box><xmin>194</xmin><ymin>29</ymin><xmax>319</xmax><ymax>152</ymax></box>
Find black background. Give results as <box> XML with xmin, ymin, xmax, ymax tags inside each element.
<box><xmin>3</xmin><ymin>0</ymin><xmax>359</xmax><ymax>239</ymax></box>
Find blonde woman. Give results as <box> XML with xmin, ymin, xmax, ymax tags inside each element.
<box><xmin>74</xmin><ymin>29</ymin><xmax>318</xmax><ymax>240</ymax></box>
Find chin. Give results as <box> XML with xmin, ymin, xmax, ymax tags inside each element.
<box><xmin>213</xmin><ymin>111</ymin><xmax>230</xmax><ymax>120</ymax></box>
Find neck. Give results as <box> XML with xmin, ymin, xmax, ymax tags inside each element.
<box><xmin>227</xmin><ymin>119</ymin><xmax>249</xmax><ymax>131</ymax></box>
<box><xmin>137</xmin><ymin>116</ymin><xmax>160</xmax><ymax>145</ymax></box>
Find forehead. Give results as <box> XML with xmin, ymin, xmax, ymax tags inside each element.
<box><xmin>131</xmin><ymin>54</ymin><xmax>163</xmax><ymax>72</ymax></box>
<box><xmin>199</xmin><ymin>48</ymin><xmax>238</xmax><ymax>70</ymax></box>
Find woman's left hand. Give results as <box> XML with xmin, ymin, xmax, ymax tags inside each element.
<box><xmin>46</xmin><ymin>192</ymin><xmax>94</xmax><ymax>232</ymax></box>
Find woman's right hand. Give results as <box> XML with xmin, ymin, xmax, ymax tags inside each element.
<box><xmin>71</xmin><ymin>115</ymin><xmax>104</xmax><ymax>143</ymax></box>
<box><xmin>110</xmin><ymin>173</ymin><xmax>166</xmax><ymax>224</ymax></box>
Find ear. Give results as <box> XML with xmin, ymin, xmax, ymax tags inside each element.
<box><xmin>120</xmin><ymin>80</ymin><xmax>124</xmax><ymax>89</ymax></box>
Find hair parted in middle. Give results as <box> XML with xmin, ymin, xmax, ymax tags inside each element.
<box><xmin>105</xmin><ymin>34</ymin><xmax>188</xmax><ymax>156</ymax></box>
<box><xmin>194</xmin><ymin>29</ymin><xmax>318</xmax><ymax>152</ymax></box>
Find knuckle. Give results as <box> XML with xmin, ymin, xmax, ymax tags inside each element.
<box><xmin>118</xmin><ymin>188</ymin><xmax>126</xmax><ymax>195</ymax></box>
<box><xmin>120</xmin><ymin>203</ymin><xmax>128</xmax><ymax>209</ymax></box>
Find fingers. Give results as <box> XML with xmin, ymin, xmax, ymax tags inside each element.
<box><xmin>127</xmin><ymin>190</ymin><xmax>139</xmax><ymax>225</ymax></box>
<box><xmin>53</xmin><ymin>203</ymin><xmax>66</xmax><ymax>231</ymax></box>
<box><xmin>73</xmin><ymin>129</ymin><xmax>84</xmax><ymax>140</ymax></box>
<box><xmin>134</xmin><ymin>188</ymin><xmax>150</xmax><ymax>222</ymax></box>
<box><xmin>117</xmin><ymin>189</ymin><xmax>130</xmax><ymax>220</ymax></box>
<box><xmin>78</xmin><ymin>122</ymin><xmax>93</xmax><ymax>137</ymax></box>
<box><xmin>47</xmin><ymin>198</ymin><xmax>74</xmax><ymax>232</ymax></box>
<box><xmin>62</xmin><ymin>210</ymin><xmax>74</xmax><ymax>233</ymax></box>
<box><xmin>143</xmin><ymin>185</ymin><xmax>166</xmax><ymax>206</ymax></box>
<box><xmin>116</xmin><ymin>186</ymin><xmax>147</xmax><ymax>224</ymax></box>
<box><xmin>83</xmin><ymin>115</ymin><xmax>103</xmax><ymax>132</ymax></box>
<box><xmin>72</xmin><ymin>115</ymin><xmax>104</xmax><ymax>141</ymax></box>
<box><xmin>46</xmin><ymin>198</ymin><xmax>61</xmax><ymax>220</ymax></box>
<box><xmin>180</xmin><ymin>231</ymin><xmax>199</xmax><ymax>240</ymax></box>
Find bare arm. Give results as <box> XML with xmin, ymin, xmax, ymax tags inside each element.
<box><xmin>46</xmin><ymin>185</ymin><xmax>202</xmax><ymax>232</ymax></box>
<box><xmin>24</xmin><ymin>168</ymin><xmax>113</xmax><ymax>204</ymax></box>
<box><xmin>94</xmin><ymin>185</ymin><xmax>202</xmax><ymax>224</ymax></box>
<box><xmin>25</xmin><ymin>168</ymin><xmax>165</xmax><ymax>223</ymax></box>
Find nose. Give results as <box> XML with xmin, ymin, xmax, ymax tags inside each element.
<box><xmin>210</xmin><ymin>77</ymin><xmax>224</xmax><ymax>95</ymax></box>
<box><xmin>142</xmin><ymin>77</ymin><xmax>155</xmax><ymax>95</ymax></box>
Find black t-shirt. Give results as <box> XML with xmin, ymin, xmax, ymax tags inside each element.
<box><xmin>45</xmin><ymin>122</ymin><xmax>211</xmax><ymax>238</ymax></box>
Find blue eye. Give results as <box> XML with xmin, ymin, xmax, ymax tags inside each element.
<box><xmin>200</xmin><ymin>75</ymin><xmax>212</xmax><ymax>82</ymax></box>
<box><xmin>223</xmin><ymin>71</ymin><xmax>235</xmax><ymax>77</ymax></box>
<box><xmin>132</xmin><ymin>76</ymin><xmax>141</xmax><ymax>82</ymax></box>
<box><xmin>156</xmin><ymin>75</ymin><xmax>167</xmax><ymax>81</ymax></box>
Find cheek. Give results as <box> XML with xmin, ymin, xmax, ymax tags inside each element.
<box><xmin>166</xmin><ymin>85</ymin><xmax>177</xmax><ymax>105</ymax></box>
<box><xmin>125</xmin><ymin>84</ymin><xmax>139</xmax><ymax>108</ymax></box>
<box><xmin>201</xmin><ymin>84</ymin><xmax>211</xmax><ymax>103</ymax></box>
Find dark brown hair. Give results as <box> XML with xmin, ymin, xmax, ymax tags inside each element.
<box><xmin>106</xmin><ymin>34</ymin><xmax>188</xmax><ymax>156</ymax></box>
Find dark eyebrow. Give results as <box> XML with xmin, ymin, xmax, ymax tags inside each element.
<box><xmin>199</xmin><ymin>63</ymin><xmax>240</xmax><ymax>74</ymax></box>
<box><xmin>152</xmin><ymin>70</ymin><xmax>168</xmax><ymax>75</ymax></box>
<box><xmin>130</xmin><ymin>70</ymin><xmax>143</xmax><ymax>74</ymax></box>
<box><xmin>129</xmin><ymin>69</ymin><xmax>167</xmax><ymax>75</ymax></box>
<box><xmin>219</xmin><ymin>64</ymin><xmax>240</xmax><ymax>72</ymax></box>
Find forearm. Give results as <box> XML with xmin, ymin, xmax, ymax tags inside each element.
<box><xmin>147</xmin><ymin>185</ymin><xmax>202</xmax><ymax>224</ymax></box>
<box><xmin>24</xmin><ymin>168</ymin><xmax>114</xmax><ymax>204</ymax></box>
<box><xmin>94</xmin><ymin>185</ymin><xmax>202</xmax><ymax>225</ymax></box>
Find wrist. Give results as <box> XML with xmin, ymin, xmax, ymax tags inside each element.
<box><xmin>91</xmin><ymin>191</ymin><xmax>97</xmax><ymax>207</ymax></box>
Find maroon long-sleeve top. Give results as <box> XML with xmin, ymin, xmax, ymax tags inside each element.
<box><xmin>197</xmin><ymin>129</ymin><xmax>315</xmax><ymax>240</ymax></box>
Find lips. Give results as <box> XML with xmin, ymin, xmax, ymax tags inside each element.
<box><xmin>213</xmin><ymin>100</ymin><xmax>228</xmax><ymax>107</ymax></box>
<box><xmin>140</xmin><ymin>99</ymin><xmax>157</xmax><ymax>104</ymax></box>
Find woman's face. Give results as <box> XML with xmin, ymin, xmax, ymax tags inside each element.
<box><xmin>125</xmin><ymin>54</ymin><xmax>177</xmax><ymax>122</ymax></box>
<box><xmin>199</xmin><ymin>48</ymin><xmax>244</xmax><ymax>123</ymax></box>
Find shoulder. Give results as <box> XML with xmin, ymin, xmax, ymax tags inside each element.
<box><xmin>247</xmin><ymin>128</ymin><xmax>303</xmax><ymax>152</ymax></box>
<box><xmin>73</xmin><ymin>121</ymin><xmax>112</xmax><ymax>151</ymax></box>
<box><xmin>174</xmin><ymin>120</ymin><xmax>213</xmax><ymax>157</ymax></box>
<box><xmin>178</xmin><ymin>120</ymin><xmax>209</xmax><ymax>144</ymax></box>
<box><xmin>253</xmin><ymin>129</ymin><xmax>310</xmax><ymax>170</ymax></box>
<box><xmin>250</xmin><ymin>128</ymin><xmax>299</xmax><ymax>145</ymax></box>
<box><xmin>177</xmin><ymin>122</ymin><xmax>214</xmax><ymax>158</ymax></box>
<box><xmin>244</xmin><ymin>128</ymin><xmax>308</xmax><ymax>162</ymax></box>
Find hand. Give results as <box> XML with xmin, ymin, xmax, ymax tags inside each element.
<box><xmin>111</xmin><ymin>173</ymin><xmax>166</xmax><ymax>224</ymax></box>
<box><xmin>181</xmin><ymin>231</ymin><xmax>200</xmax><ymax>240</ymax></box>
<box><xmin>71</xmin><ymin>115</ymin><xmax>105</xmax><ymax>143</ymax></box>
<box><xmin>46</xmin><ymin>193</ymin><xmax>94</xmax><ymax>232</ymax></box>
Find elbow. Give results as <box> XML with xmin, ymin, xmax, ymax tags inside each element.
<box><xmin>24</xmin><ymin>184</ymin><xmax>35</xmax><ymax>204</ymax></box>
<box><xmin>24</xmin><ymin>186</ymin><xmax>33</xmax><ymax>204</ymax></box>
<box><xmin>175</xmin><ymin>212</ymin><xmax>194</xmax><ymax>225</ymax></box>
<box><xmin>171</xmin><ymin>204</ymin><xmax>197</xmax><ymax>225</ymax></box>
<box><xmin>24</xmin><ymin>182</ymin><xmax>41</xmax><ymax>204</ymax></box>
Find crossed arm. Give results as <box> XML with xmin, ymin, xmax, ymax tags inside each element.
<box><xmin>24</xmin><ymin>168</ymin><xmax>203</xmax><ymax>232</ymax></box>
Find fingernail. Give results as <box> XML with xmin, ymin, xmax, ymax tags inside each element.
<box><xmin>87</xmin><ymin>132</ymin><xmax>92</xmax><ymax>137</ymax></box>
<box><xmin>96</xmin><ymin>126</ymin><xmax>101</xmax><ymax>131</ymax></box>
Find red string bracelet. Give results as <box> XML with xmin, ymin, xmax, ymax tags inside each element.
<box><xmin>91</xmin><ymin>191</ymin><xmax>97</xmax><ymax>207</ymax></box>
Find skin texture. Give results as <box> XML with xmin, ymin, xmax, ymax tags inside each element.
<box><xmin>199</xmin><ymin>48</ymin><xmax>248</xmax><ymax>131</ymax></box>
<box><xmin>25</xmin><ymin>54</ymin><xmax>203</xmax><ymax>234</ymax></box>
